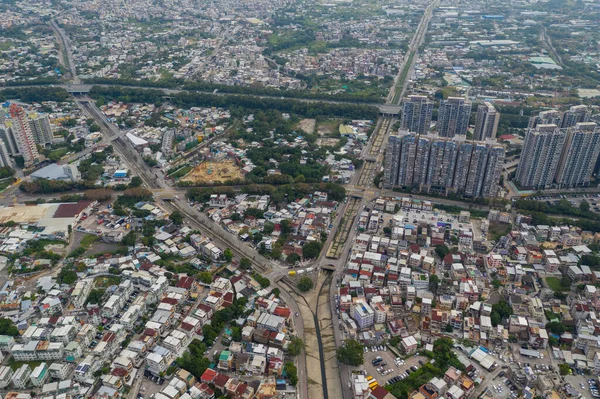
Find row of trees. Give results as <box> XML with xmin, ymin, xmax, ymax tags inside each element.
<box><xmin>0</xmin><ymin>87</ymin><xmax>70</xmax><ymax>103</ymax></box>
<box><xmin>88</xmin><ymin>86</ymin><xmax>380</xmax><ymax>120</ymax></box>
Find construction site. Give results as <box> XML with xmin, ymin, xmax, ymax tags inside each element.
<box><xmin>180</xmin><ymin>160</ymin><xmax>244</xmax><ymax>185</ymax></box>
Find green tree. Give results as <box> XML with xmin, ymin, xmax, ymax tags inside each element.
<box><xmin>580</xmin><ymin>200</ymin><xmax>590</xmax><ymax>213</ymax></box>
<box><xmin>288</xmin><ymin>337</ymin><xmax>305</xmax><ymax>356</ymax></box>
<box><xmin>490</xmin><ymin>300</ymin><xmax>512</xmax><ymax>326</ymax></box>
<box><xmin>284</xmin><ymin>362</ymin><xmax>298</xmax><ymax>386</ymax></box>
<box><xmin>170</xmin><ymin>210</ymin><xmax>183</xmax><ymax>226</ymax></box>
<box><xmin>559</xmin><ymin>363</ymin><xmax>571</xmax><ymax>375</ymax></box>
<box><xmin>445</xmin><ymin>324</ymin><xmax>454</xmax><ymax>333</ymax></box>
<box><xmin>121</xmin><ymin>231</ymin><xmax>137</xmax><ymax>247</ymax></box>
<box><xmin>57</xmin><ymin>268</ymin><xmax>77</xmax><ymax>285</ymax></box>
<box><xmin>492</xmin><ymin>279</ymin><xmax>502</xmax><ymax>289</ymax></box>
<box><xmin>223</xmin><ymin>248</ymin><xmax>233</xmax><ymax>262</ymax></box>
<box><xmin>0</xmin><ymin>318</ymin><xmax>19</xmax><ymax>336</ymax></box>
<box><xmin>197</xmin><ymin>271</ymin><xmax>213</xmax><ymax>285</ymax></box>
<box><xmin>297</xmin><ymin>276</ymin><xmax>314</xmax><ymax>292</ymax></box>
<box><xmin>280</xmin><ymin>219</ymin><xmax>292</xmax><ymax>235</ymax></box>
<box><xmin>302</xmin><ymin>241</ymin><xmax>322</xmax><ymax>259</ymax></box>
<box><xmin>429</xmin><ymin>275</ymin><xmax>439</xmax><ymax>295</ymax></box>
<box><xmin>87</xmin><ymin>289</ymin><xmax>105</xmax><ymax>305</ymax></box>
<box><xmin>239</xmin><ymin>257</ymin><xmax>252</xmax><ymax>270</ymax></box>
<box><xmin>435</xmin><ymin>244</ymin><xmax>450</xmax><ymax>259</ymax></box>
<box><xmin>263</xmin><ymin>221</ymin><xmax>275</xmax><ymax>235</ymax></box>
<box><xmin>129</xmin><ymin>176</ymin><xmax>143</xmax><ymax>188</ymax></box>
<box><xmin>287</xmin><ymin>253</ymin><xmax>301</xmax><ymax>265</ymax></box>
<box><xmin>546</xmin><ymin>321</ymin><xmax>566</xmax><ymax>335</ymax></box>
<box><xmin>336</xmin><ymin>339</ymin><xmax>364</xmax><ymax>366</ymax></box>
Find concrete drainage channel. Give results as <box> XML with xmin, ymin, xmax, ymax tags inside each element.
<box><xmin>281</xmin><ymin>277</ymin><xmax>329</xmax><ymax>399</ymax></box>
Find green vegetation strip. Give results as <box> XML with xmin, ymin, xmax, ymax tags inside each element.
<box><xmin>393</xmin><ymin>51</ymin><xmax>415</xmax><ymax>104</ymax></box>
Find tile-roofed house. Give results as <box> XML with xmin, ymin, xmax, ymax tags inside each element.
<box><xmin>213</xmin><ymin>373</ymin><xmax>230</xmax><ymax>390</ymax></box>
<box><xmin>200</xmin><ymin>368</ymin><xmax>217</xmax><ymax>384</ymax></box>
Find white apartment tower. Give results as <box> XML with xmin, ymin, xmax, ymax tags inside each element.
<box><xmin>437</xmin><ymin>97</ymin><xmax>472</xmax><ymax>138</ymax></box>
<box><xmin>516</xmin><ymin>124</ymin><xmax>566</xmax><ymax>189</ymax></box>
<box><xmin>401</xmin><ymin>95</ymin><xmax>433</xmax><ymax>134</ymax></box>
<box><xmin>474</xmin><ymin>102</ymin><xmax>500</xmax><ymax>141</ymax></box>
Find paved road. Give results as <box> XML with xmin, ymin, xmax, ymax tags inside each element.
<box><xmin>50</xmin><ymin>19</ymin><xmax>80</xmax><ymax>84</ymax></box>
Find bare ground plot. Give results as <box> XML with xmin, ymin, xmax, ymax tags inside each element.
<box><xmin>181</xmin><ymin>160</ymin><xmax>243</xmax><ymax>184</ymax></box>
<box><xmin>317</xmin><ymin>119</ymin><xmax>341</xmax><ymax>137</ymax></box>
<box><xmin>84</xmin><ymin>241</ymin><xmax>121</xmax><ymax>256</ymax></box>
<box><xmin>297</xmin><ymin>119</ymin><xmax>316</xmax><ymax>135</ymax></box>
<box><xmin>316</xmin><ymin>138</ymin><xmax>341</xmax><ymax>147</ymax></box>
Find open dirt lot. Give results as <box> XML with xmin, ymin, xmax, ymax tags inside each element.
<box><xmin>297</xmin><ymin>119</ymin><xmax>316</xmax><ymax>134</ymax></box>
<box><xmin>316</xmin><ymin>138</ymin><xmax>341</xmax><ymax>147</ymax></box>
<box><xmin>181</xmin><ymin>160</ymin><xmax>243</xmax><ymax>184</ymax></box>
<box><xmin>317</xmin><ymin>119</ymin><xmax>341</xmax><ymax>136</ymax></box>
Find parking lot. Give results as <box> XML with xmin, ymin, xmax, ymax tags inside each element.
<box><xmin>362</xmin><ymin>346</ymin><xmax>428</xmax><ymax>387</ymax></box>
<box><xmin>522</xmin><ymin>193</ymin><xmax>600</xmax><ymax>214</ymax></box>
<box><xmin>565</xmin><ymin>374</ymin><xmax>600</xmax><ymax>399</ymax></box>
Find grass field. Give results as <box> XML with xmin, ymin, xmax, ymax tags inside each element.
<box><xmin>169</xmin><ymin>165</ymin><xmax>193</xmax><ymax>179</ymax></box>
<box><xmin>546</xmin><ymin>276</ymin><xmax>569</xmax><ymax>292</ymax></box>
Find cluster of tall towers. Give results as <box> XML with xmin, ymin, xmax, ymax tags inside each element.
<box><xmin>383</xmin><ymin>132</ymin><xmax>505</xmax><ymax>198</ymax></box>
<box><xmin>400</xmin><ymin>95</ymin><xmax>500</xmax><ymax>140</ymax></box>
<box><xmin>384</xmin><ymin>95</ymin><xmax>504</xmax><ymax>198</ymax></box>
<box><xmin>516</xmin><ymin>106</ymin><xmax>599</xmax><ymax>190</ymax></box>
<box><xmin>0</xmin><ymin>104</ymin><xmax>53</xmax><ymax>168</ymax></box>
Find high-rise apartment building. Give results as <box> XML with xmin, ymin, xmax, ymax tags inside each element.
<box><xmin>561</xmin><ymin>105</ymin><xmax>591</xmax><ymax>129</ymax></box>
<box><xmin>0</xmin><ymin>140</ymin><xmax>12</xmax><ymax>169</ymax></box>
<box><xmin>515</xmin><ymin>124</ymin><xmax>566</xmax><ymax>189</ymax></box>
<box><xmin>7</xmin><ymin>104</ymin><xmax>40</xmax><ymax>167</ymax></box>
<box><xmin>436</xmin><ymin>97</ymin><xmax>472</xmax><ymax>138</ymax></box>
<box><xmin>555</xmin><ymin>122</ymin><xmax>600</xmax><ymax>188</ymax></box>
<box><xmin>401</xmin><ymin>95</ymin><xmax>433</xmax><ymax>134</ymax></box>
<box><xmin>28</xmin><ymin>113</ymin><xmax>53</xmax><ymax>146</ymax></box>
<box><xmin>383</xmin><ymin>132</ymin><xmax>505</xmax><ymax>198</ymax></box>
<box><xmin>451</xmin><ymin>141</ymin><xmax>474</xmax><ymax>193</ymax></box>
<box><xmin>528</xmin><ymin>110</ymin><xmax>562</xmax><ymax>129</ymax></box>
<box><xmin>426</xmin><ymin>139</ymin><xmax>459</xmax><ymax>191</ymax></box>
<box><xmin>396</xmin><ymin>133</ymin><xmax>419</xmax><ymax>187</ymax></box>
<box><xmin>481</xmin><ymin>145</ymin><xmax>505</xmax><ymax>198</ymax></box>
<box><xmin>474</xmin><ymin>102</ymin><xmax>500</xmax><ymax>141</ymax></box>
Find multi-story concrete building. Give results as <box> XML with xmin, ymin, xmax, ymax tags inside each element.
<box><xmin>437</xmin><ymin>97</ymin><xmax>471</xmax><ymax>138</ymax></box>
<box><xmin>28</xmin><ymin>113</ymin><xmax>53</xmax><ymax>146</ymax></box>
<box><xmin>397</xmin><ymin>133</ymin><xmax>419</xmax><ymax>187</ymax></box>
<box><xmin>401</xmin><ymin>95</ymin><xmax>433</xmax><ymax>134</ymax></box>
<box><xmin>561</xmin><ymin>105</ymin><xmax>590</xmax><ymax>129</ymax></box>
<box><xmin>425</xmin><ymin>138</ymin><xmax>459</xmax><ymax>193</ymax></box>
<box><xmin>352</xmin><ymin>300</ymin><xmax>374</xmax><ymax>330</ymax></box>
<box><xmin>464</xmin><ymin>143</ymin><xmax>489</xmax><ymax>197</ymax></box>
<box><xmin>30</xmin><ymin>363</ymin><xmax>49</xmax><ymax>387</ymax></box>
<box><xmin>71</xmin><ymin>279</ymin><xmax>93</xmax><ymax>310</ymax></box>
<box><xmin>474</xmin><ymin>102</ymin><xmax>500</xmax><ymax>141</ymax></box>
<box><xmin>384</xmin><ymin>133</ymin><xmax>504</xmax><ymax>198</ymax></box>
<box><xmin>481</xmin><ymin>145</ymin><xmax>505</xmax><ymax>198</ymax></box>
<box><xmin>12</xmin><ymin>364</ymin><xmax>31</xmax><ymax>389</ymax></box>
<box><xmin>0</xmin><ymin>366</ymin><xmax>13</xmax><ymax>389</ymax></box>
<box><xmin>384</xmin><ymin>134</ymin><xmax>403</xmax><ymax>189</ymax></box>
<box><xmin>451</xmin><ymin>141</ymin><xmax>474</xmax><ymax>193</ymax></box>
<box><xmin>516</xmin><ymin>124</ymin><xmax>566</xmax><ymax>189</ymax></box>
<box><xmin>528</xmin><ymin>110</ymin><xmax>562</xmax><ymax>129</ymax></box>
<box><xmin>556</xmin><ymin>122</ymin><xmax>600</xmax><ymax>188</ymax></box>
<box><xmin>5</xmin><ymin>104</ymin><xmax>40</xmax><ymax>167</ymax></box>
